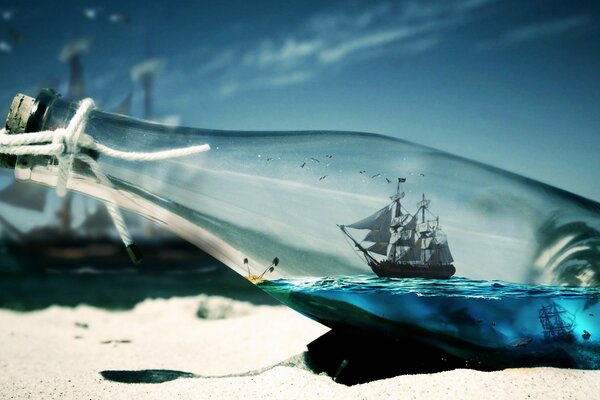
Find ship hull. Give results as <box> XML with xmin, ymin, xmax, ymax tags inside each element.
<box><xmin>370</xmin><ymin>261</ymin><xmax>455</xmax><ymax>279</ymax></box>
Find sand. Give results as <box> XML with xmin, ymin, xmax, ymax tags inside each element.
<box><xmin>1</xmin><ymin>295</ymin><xmax>598</xmax><ymax>399</ymax></box>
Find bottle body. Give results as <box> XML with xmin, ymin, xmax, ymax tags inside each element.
<box><xmin>6</xmin><ymin>91</ymin><xmax>600</xmax><ymax>368</ymax></box>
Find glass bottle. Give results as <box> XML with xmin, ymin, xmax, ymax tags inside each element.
<box><xmin>3</xmin><ymin>89</ymin><xmax>600</xmax><ymax>367</ymax></box>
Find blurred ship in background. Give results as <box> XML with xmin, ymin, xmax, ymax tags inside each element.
<box><xmin>0</xmin><ymin>37</ymin><xmax>215</xmax><ymax>274</ymax></box>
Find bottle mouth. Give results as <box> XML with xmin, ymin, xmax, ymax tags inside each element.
<box><xmin>2</xmin><ymin>88</ymin><xmax>60</xmax><ymax>169</ymax></box>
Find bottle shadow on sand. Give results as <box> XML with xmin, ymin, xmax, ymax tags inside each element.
<box><xmin>100</xmin><ymin>369</ymin><xmax>198</xmax><ymax>384</ymax></box>
<box><xmin>98</xmin><ymin>328</ymin><xmax>580</xmax><ymax>386</ymax></box>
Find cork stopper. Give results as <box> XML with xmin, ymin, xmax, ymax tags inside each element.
<box><xmin>1</xmin><ymin>89</ymin><xmax>60</xmax><ymax>169</ymax></box>
<box><xmin>1</xmin><ymin>93</ymin><xmax>37</xmax><ymax>169</ymax></box>
<box><xmin>5</xmin><ymin>93</ymin><xmax>36</xmax><ymax>135</ymax></box>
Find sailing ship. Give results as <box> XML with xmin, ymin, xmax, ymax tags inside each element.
<box><xmin>538</xmin><ymin>303</ymin><xmax>576</xmax><ymax>342</ymax></box>
<box><xmin>0</xmin><ymin>173</ymin><xmax>217</xmax><ymax>273</ymax></box>
<box><xmin>339</xmin><ymin>178</ymin><xmax>456</xmax><ymax>279</ymax></box>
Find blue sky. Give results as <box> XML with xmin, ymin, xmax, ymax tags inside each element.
<box><xmin>1</xmin><ymin>0</ymin><xmax>599</xmax><ymax>200</ymax></box>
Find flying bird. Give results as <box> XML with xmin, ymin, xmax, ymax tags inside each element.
<box><xmin>385</xmin><ymin>178</ymin><xmax>391</xmax><ymax>183</ymax></box>
<box><xmin>371</xmin><ymin>173</ymin><xmax>381</xmax><ymax>178</ymax></box>
<box><xmin>300</xmin><ymin>162</ymin><xmax>306</xmax><ymax>168</ymax></box>
<box><xmin>319</xmin><ymin>175</ymin><xmax>327</xmax><ymax>181</ymax></box>
<box><xmin>310</xmin><ymin>157</ymin><xmax>320</xmax><ymax>163</ymax></box>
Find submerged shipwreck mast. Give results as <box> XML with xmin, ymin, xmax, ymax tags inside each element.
<box><xmin>538</xmin><ymin>303</ymin><xmax>576</xmax><ymax>342</ymax></box>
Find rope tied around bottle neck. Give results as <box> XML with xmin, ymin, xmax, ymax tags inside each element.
<box><xmin>0</xmin><ymin>98</ymin><xmax>211</xmax><ymax>264</ymax></box>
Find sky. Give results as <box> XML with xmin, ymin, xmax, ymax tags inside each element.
<box><xmin>0</xmin><ymin>0</ymin><xmax>599</xmax><ymax>201</ymax></box>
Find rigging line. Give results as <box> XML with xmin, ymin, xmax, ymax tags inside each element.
<box><xmin>400</xmin><ymin>203</ymin><xmax>414</xmax><ymax>215</ymax></box>
<box><xmin>342</xmin><ymin>231</ymin><xmax>370</xmax><ymax>265</ymax></box>
<box><xmin>425</xmin><ymin>207</ymin><xmax>438</xmax><ymax>220</ymax></box>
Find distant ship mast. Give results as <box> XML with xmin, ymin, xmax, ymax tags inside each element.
<box><xmin>131</xmin><ymin>58</ymin><xmax>165</xmax><ymax>120</ymax></box>
<box><xmin>59</xmin><ymin>38</ymin><xmax>90</xmax><ymax>101</ymax></box>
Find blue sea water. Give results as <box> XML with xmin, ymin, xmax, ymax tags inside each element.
<box><xmin>259</xmin><ymin>275</ymin><xmax>600</xmax><ymax>368</ymax></box>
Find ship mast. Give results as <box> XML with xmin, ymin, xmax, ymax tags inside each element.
<box><xmin>417</xmin><ymin>193</ymin><xmax>430</xmax><ymax>225</ymax></box>
<box><xmin>416</xmin><ymin>194</ymin><xmax>432</xmax><ymax>263</ymax></box>
<box><xmin>389</xmin><ymin>178</ymin><xmax>405</xmax><ymax>261</ymax></box>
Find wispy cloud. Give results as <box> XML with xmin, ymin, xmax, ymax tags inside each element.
<box><xmin>196</xmin><ymin>49</ymin><xmax>236</xmax><ymax>76</ymax></box>
<box><xmin>242</xmin><ymin>39</ymin><xmax>323</xmax><ymax>70</ymax></box>
<box><xmin>188</xmin><ymin>0</ymin><xmax>497</xmax><ymax>98</ymax></box>
<box><xmin>480</xmin><ymin>15</ymin><xmax>591</xmax><ymax>49</ymax></box>
<box><xmin>318</xmin><ymin>26</ymin><xmax>424</xmax><ymax>64</ymax></box>
<box><xmin>219</xmin><ymin>70</ymin><xmax>315</xmax><ymax>97</ymax></box>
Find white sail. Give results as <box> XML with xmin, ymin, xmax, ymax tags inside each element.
<box><xmin>348</xmin><ymin>204</ymin><xmax>393</xmax><ymax>251</ymax></box>
<box><xmin>438</xmin><ymin>242</ymin><xmax>454</xmax><ymax>264</ymax></box>
<box><xmin>363</xmin><ymin>224</ymin><xmax>391</xmax><ymax>243</ymax></box>
<box><xmin>367</xmin><ymin>241</ymin><xmax>389</xmax><ymax>256</ymax></box>
<box><xmin>400</xmin><ymin>214</ymin><xmax>417</xmax><ymax>232</ymax></box>
<box><xmin>427</xmin><ymin>241</ymin><xmax>454</xmax><ymax>265</ymax></box>
<box><xmin>395</xmin><ymin>228</ymin><xmax>414</xmax><ymax>246</ymax></box>
<box><xmin>395</xmin><ymin>236</ymin><xmax>413</xmax><ymax>247</ymax></box>
<box><xmin>346</xmin><ymin>204</ymin><xmax>393</xmax><ymax>257</ymax></box>
<box><xmin>422</xmin><ymin>237</ymin><xmax>434</xmax><ymax>248</ymax></box>
<box><xmin>400</xmin><ymin>238</ymin><xmax>423</xmax><ymax>262</ymax></box>
<box><xmin>390</xmin><ymin>213</ymin><xmax>409</xmax><ymax>229</ymax></box>
<box><xmin>347</xmin><ymin>205</ymin><xmax>392</xmax><ymax>230</ymax></box>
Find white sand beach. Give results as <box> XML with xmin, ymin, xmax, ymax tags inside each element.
<box><xmin>1</xmin><ymin>295</ymin><xmax>599</xmax><ymax>399</ymax></box>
